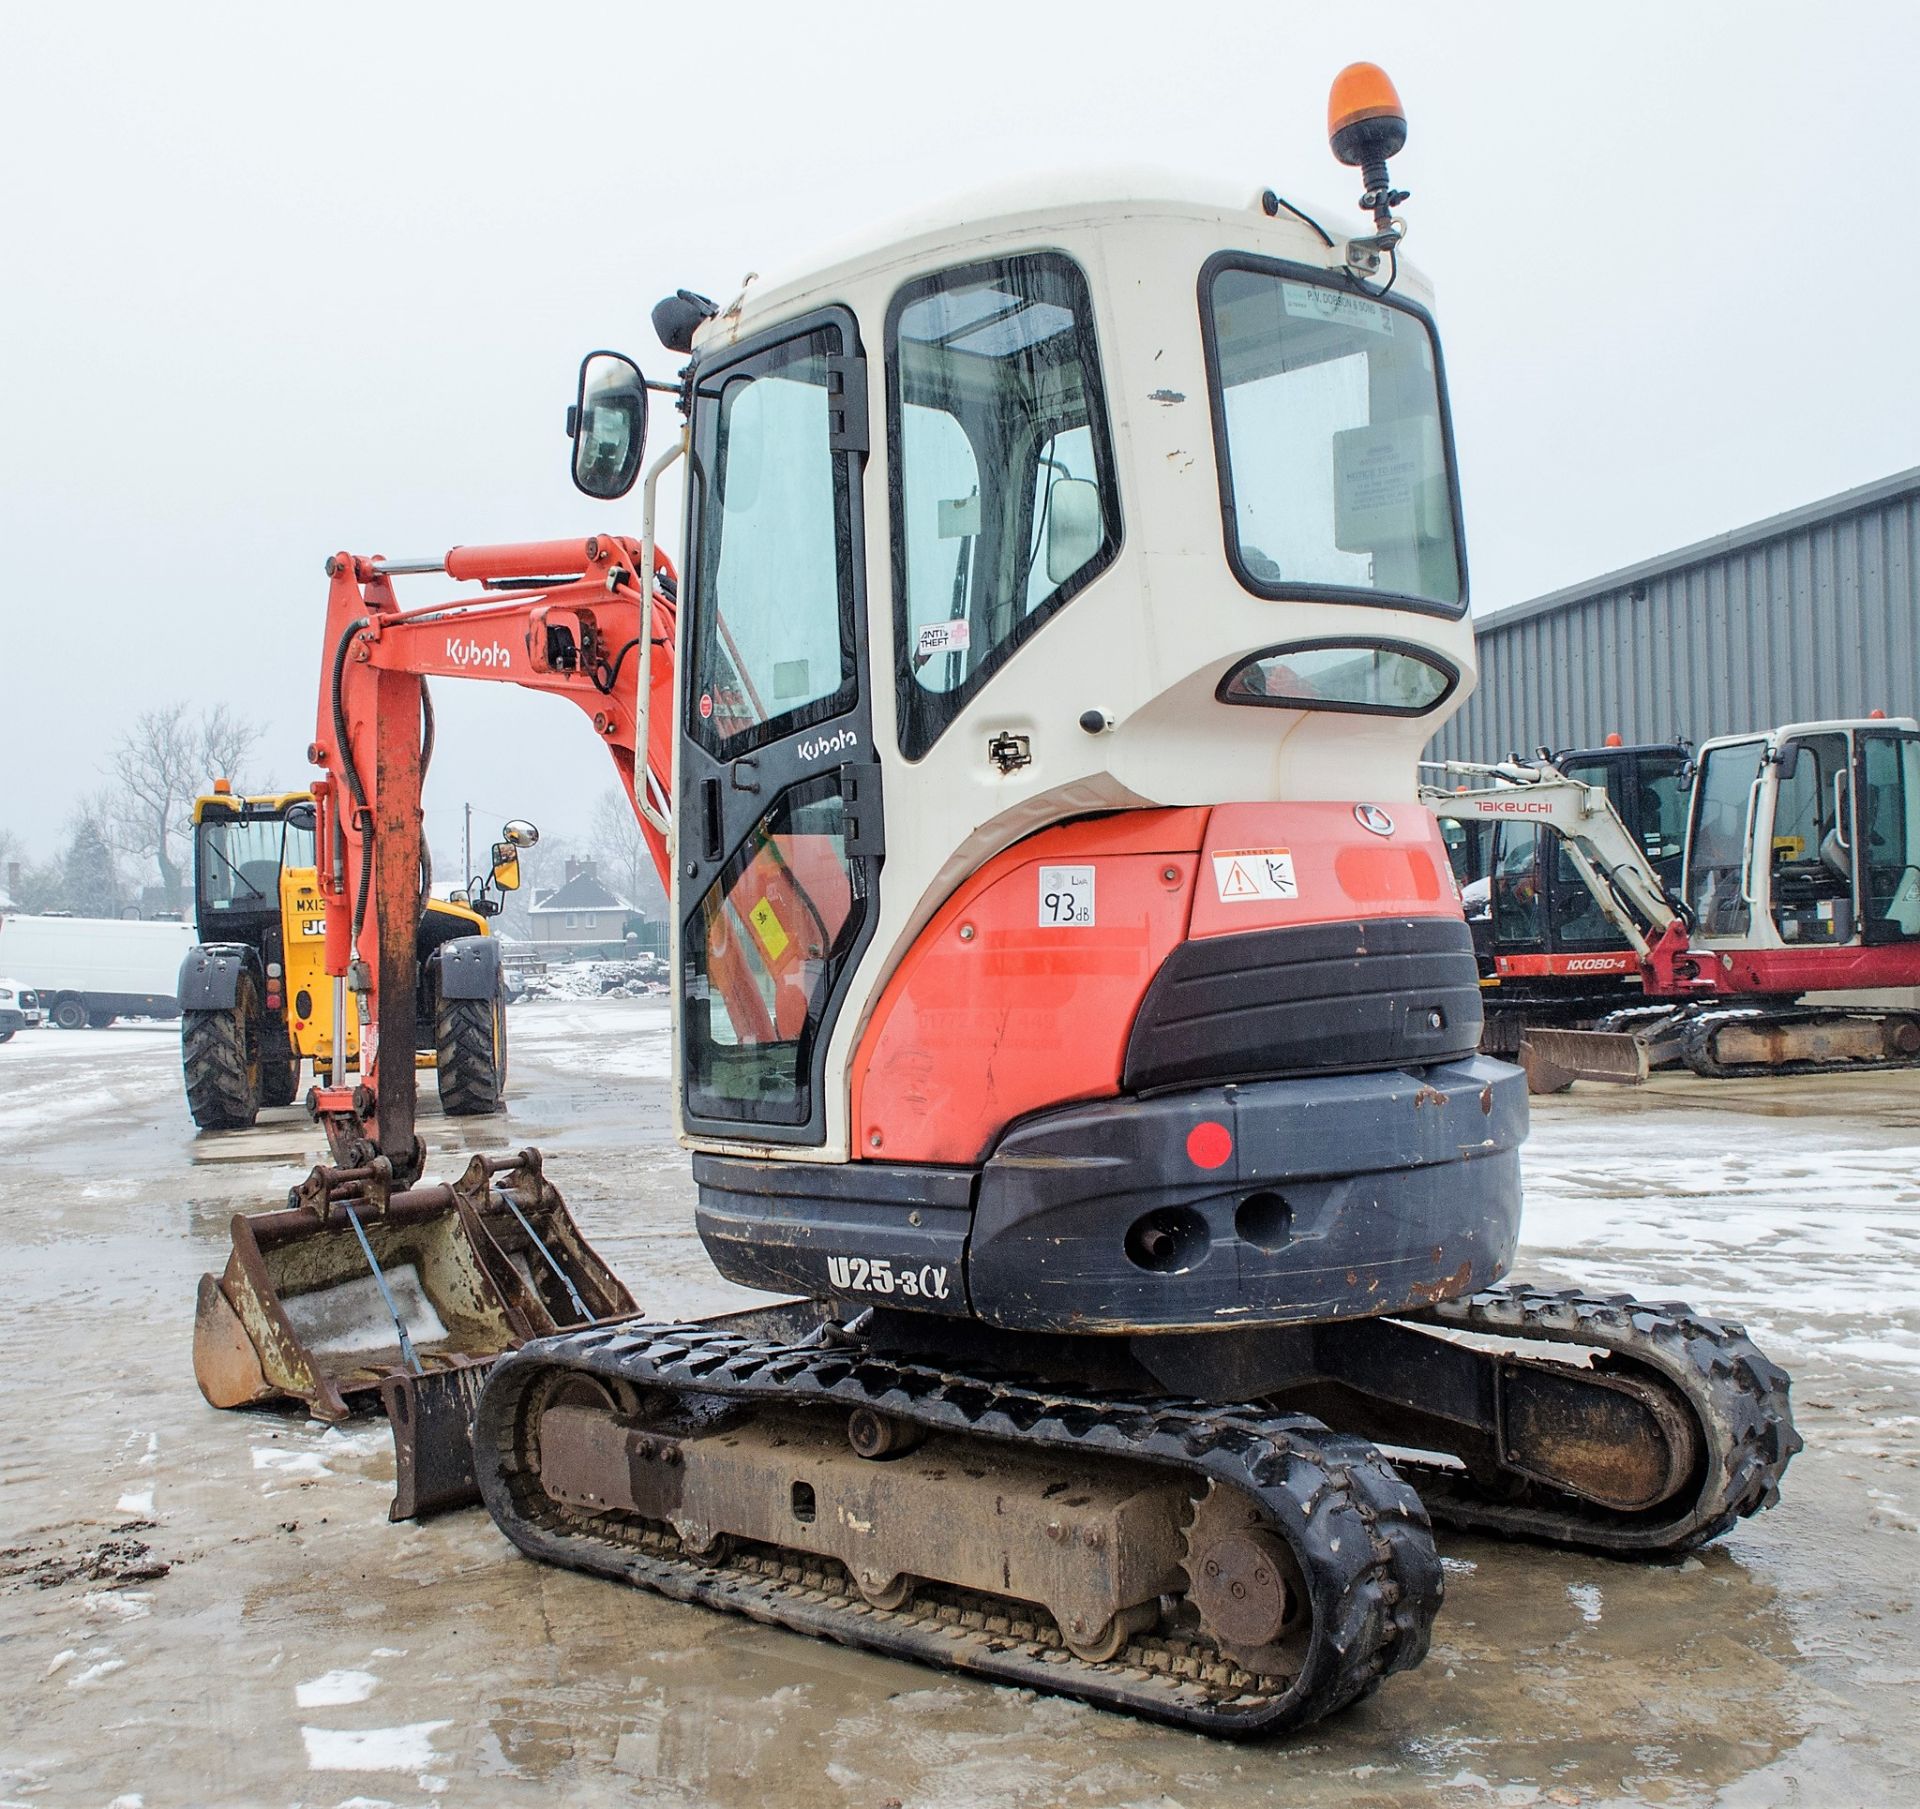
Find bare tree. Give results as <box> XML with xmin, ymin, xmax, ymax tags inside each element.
<box><xmin>590</xmin><ymin>788</ymin><xmax>666</xmax><ymax>919</ymax></box>
<box><xmin>108</xmin><ymin>703</ymin><xmax>262</xmax><ymax>913</ymax></box>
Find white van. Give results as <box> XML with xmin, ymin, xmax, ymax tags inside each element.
<box><xmin>0</xmin><ymin>915</ymin><xmax>197</xmax><ymax>1029</ymax></box>
<box><xmin>0</xmin><ymin>978</ymin><xmax>45</xmax><ymax>1040</ymax></box>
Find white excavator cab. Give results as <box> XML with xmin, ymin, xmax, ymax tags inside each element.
<box><xmin>1687</xmin><ymin>717</ymin><xmax>1920</xmax><ymax>951</ymax></box>
<box><xmin>662</xmin><ymin>180</ymin><xmax>1481</xmax><ymax>1160</ymax></box>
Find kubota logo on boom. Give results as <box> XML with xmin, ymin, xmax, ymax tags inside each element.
<box><xmin>446</xmin><ymin>635</ymin><xmax>512</xmax><ymax>670</ymax></box>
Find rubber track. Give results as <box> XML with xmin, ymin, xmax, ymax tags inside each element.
<box><xmin>1679</xmin><ymin>1005</ymin><xmax>1920</xmax><ymax>1080</ymax></box>
<box><xmin>1399</xmin><ymin>1283</ymin><xmax>1802</xmax><ymax>1552</ymax></box>
<box><xmin>182</xmin><ymin>1007</ymin><xmax>256</xmax><ymax>1130</ymax></box>
<box><xmin>474</xmin><ymin>1322</ymin><xmax>1442</xmax><ymax>1737</ymax></box>
<box><xmin>436</xmin><ymin>996</ymin><xmax>502</xmax><ymax>1116</ymax></box>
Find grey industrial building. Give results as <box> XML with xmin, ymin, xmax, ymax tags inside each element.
<box><xmin>1430</xmin><ymin>465</ymin><xmax>1920</xmax><ymax>764</ymax></box>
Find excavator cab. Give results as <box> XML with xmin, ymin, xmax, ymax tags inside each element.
<box><xmin>1688</xmin><ymin>718</ymin><xmax>1920</xmax><ymax>958</ymax></box>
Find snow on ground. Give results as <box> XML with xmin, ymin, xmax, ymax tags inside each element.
<box><xmin>507</xmin><ymin>995</ymin><xmax>671</xmax><ymax>1081</ymax></box>
<box><xmin>1519</xmin><ymin>1095</ymin><xmax>1920</xmax><ymax>1374</ymax></box>
<box><xmin>0</xmin><ymin>1022</ymin><xmax>179</xmax><ymax>1144</ymax></box>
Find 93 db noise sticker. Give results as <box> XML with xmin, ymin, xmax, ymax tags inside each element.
<box><xmin>1038</xmin><ymin>865</ymin><xmax>1095</xmax><ymax>926</ymax></box>
<box><xmin>1212</xmin><ymin>848</ymin><xmax>1298</xmax><ymax>902</ymax></box>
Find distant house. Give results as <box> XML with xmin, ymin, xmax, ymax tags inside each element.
<box><xmin>528</xmin><ymin>859</ymin><xmax>635</xmax><ymax>951</ymax></box>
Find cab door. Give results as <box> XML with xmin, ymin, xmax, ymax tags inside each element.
<box><xmin>676</xmin><ymin>308</ymin><xmax>883</xmax><ymax>1145</ymax></box>
<box><xmin>1855</xmin><ymin>727</ymin><xmax>1920</xmax><ymax>944</ymax></box>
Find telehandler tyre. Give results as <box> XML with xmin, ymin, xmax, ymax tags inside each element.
<box><xmin>260</xmin><ymin>1053</ymin><xmax>301</xmax><ymax>1108</ymax></box>
<box><xmin>435</xmin><ymin>992</ymin><xmax>505</xmax><ymax>1116</ymax></box>
<box><xmin>182</xmin><ymin>977</ymin><xmax>262</xmax><ymax>1130</ymax></box>
<box><xmin>259</xmin><ymin>1018</ymin><xmax>301</xmax><ymax>1108</ymax></box>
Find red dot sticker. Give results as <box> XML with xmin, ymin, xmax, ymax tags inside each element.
<box><xmin>1186</xmin><ymin>1120</ymin><xmax>1232</xmax><ymax>1170</ymax></box>
<box><xmin>698</xmin><ymin>692</ymin><xmax>714</xmax><ymax>720</ymax></box>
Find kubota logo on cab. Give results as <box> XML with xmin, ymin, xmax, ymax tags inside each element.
<box><xmin>798</xmin><ymin>727</ymin><xmax>859</xmax><ymax>762</ymax></box>
<box><xmin>446</xmin><ymin>635</ymin><xmax>511</xmax><ymax>670</ymax></box>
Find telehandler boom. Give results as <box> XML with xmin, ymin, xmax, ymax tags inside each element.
<box><xmin>200</xmin><ymin>66</ymin><xmax>1799</xmax><ymax>1736</ymax></box>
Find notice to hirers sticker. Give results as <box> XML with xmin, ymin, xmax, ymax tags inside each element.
<box><xmin>1038</xmin><ymin>865</ymin><xmax>1095</xmax><ymax>926</ymax></box>
<box><xmin>1212</xmin><ymin>848</ymin><xmax>1298</xmax><ymax>902</ymax></box>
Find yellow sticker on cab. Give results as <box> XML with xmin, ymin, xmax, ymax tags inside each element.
<box><xmin>748</xmin><ymin>897</ymin><xmax>791</xmax><ymax>961</ymax></box>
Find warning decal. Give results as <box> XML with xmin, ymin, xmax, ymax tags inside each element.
<box><xmin>748</xmin><ymin>897</ymin><xmax>791</xmax><ymax>960</ymax></box>
<box><xmin>1212</xmin><ymin>848</ymin><xmax>1298</xmax><ymax>903</ymax></box>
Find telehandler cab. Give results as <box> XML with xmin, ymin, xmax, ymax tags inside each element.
<box><xmin>196</xmin><ymin>65</ymin><xmax>1799</xmax><ymax>1736</ymax></box>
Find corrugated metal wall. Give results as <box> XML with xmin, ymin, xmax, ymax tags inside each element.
<box><xmin>1430</xmin><ymin>467</ymin><xmax>1920</xmax><ymax>763</ymax></box>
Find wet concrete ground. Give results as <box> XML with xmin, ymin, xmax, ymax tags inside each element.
<box><xmin>1</xmin><ymin>1003</ymin><xmax>1916</xmax><ymax>1808</ymax></box>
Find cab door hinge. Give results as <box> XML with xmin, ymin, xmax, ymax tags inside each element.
<box><xmin>839</xmin><ymin>761</ymin><xmax>885</xmax><ymax>857</ymax></box>
<box><xmin>825</xmin><ymin>355</ymin><xmax>869</xmax><ymax>455</ymax></box>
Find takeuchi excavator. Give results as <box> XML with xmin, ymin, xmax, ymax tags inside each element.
<box><xmin>1427</xmin><ymin>719</ymin><xmax>1920</xmax><ymax>1089</ymax></box>
<box><xmin>198</xmin><ymin>67</ymin><xmax>1800</xmax><ymax>1737</ymax></box>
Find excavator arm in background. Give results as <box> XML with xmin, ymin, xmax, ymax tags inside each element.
<box><xmin>192</xmin><ymin>535</ymin><xmax>671</xmax><ymax>1504</ymax></box>
<box><xmin>305</xmin><ymin>534</ymin><xmax>677</xmax><ymax>1177</ymax></box>
<box><xmin>1422</xmin><ymin>761</ymin><xmax>1710</xmax><ymax>995</ymax></box>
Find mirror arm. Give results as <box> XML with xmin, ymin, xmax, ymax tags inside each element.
<box><xmin>633</xmin><ymin>427</ymin><xmax>688</xmax><ymax>840</ymax></box>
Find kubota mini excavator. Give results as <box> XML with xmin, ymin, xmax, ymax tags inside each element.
<box><xmin>197</xmin><ymin>67</ymin><xmax>1800</xmax><ymax>1736</ymax></box>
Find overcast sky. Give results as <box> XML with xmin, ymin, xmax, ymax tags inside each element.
<box><xmin>4</xmin><ymin>1</ymin><xmax>1917</xmax><ymax>862</ymax></box>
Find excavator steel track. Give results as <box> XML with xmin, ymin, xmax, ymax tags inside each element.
<box><xmin>474</xmin><ymin>1319</ymin><xmax>1442</xmax><ymax>1737</ymax></box>
<box><xmin>1396</xmin><ymin>1284</ymin><xmax>1800</xmax><ymax>1553</ymax></box>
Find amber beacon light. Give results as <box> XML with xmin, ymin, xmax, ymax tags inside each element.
<box><xmin>1328</xmin><ymin>62</ymin><xmax>1409</xmax><ymax>230</ymax></box>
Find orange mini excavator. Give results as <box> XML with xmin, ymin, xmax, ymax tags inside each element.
<box><xmin>201</xmin><ymin>67</ymin><xmax>1799</xmax><ymax>1735</ymax></box>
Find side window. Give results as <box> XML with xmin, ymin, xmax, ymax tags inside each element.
<box><xmin>1861</xmin><ymin>732</ymin><xmax>1920</xmax><ymax>940</ymax></box>
<box><xmin>887</xmin><ymin>252</ymin><xmax>1120</xmax><ymax>759</ymax></box>
<box><xmin>688</xmin><ymin>329</ymin><xmax>854</xmax><ymax>760</ymax></box>
<box><xmin>1492</xmin><ymin>824</ymin><xmax>1543</xmax><ymax>947</ymax></box>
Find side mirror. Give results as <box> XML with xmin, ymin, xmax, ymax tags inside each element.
<box><xmin>1045</xmin><ymin>478</ymin><xmax>1103</xmax><ymax>585</ymax></box>
<box><xmin>1773</xmin><ymin>740</ymin><xmax>1802</xmax><ymax>781</ymax></box>
<box><xmin>490</xmin><ymin>842</ymin><xmax>522</xmax><ymax>892</ymax></box>
<box><xmin>500</xmin><ymin>819</ymin><xmax>540</xmax><ymax>849</ymax></box>
<box><xmin>568</xmin><ymin>352</ymin><xmax>648</xmax><ymax>499</ymax></box>
<box><xmin>285</xmin><ymin>801</ymin><xmax>317</xmax><ymax>832</ymax></box>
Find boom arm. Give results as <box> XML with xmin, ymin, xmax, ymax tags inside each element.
<box><xmin>306</xmin><ymin>534</ymin><xmax>677</xmax><ymax>1175</ymax></box>
<box><xmin>1422</xmin><ymin>762</ymin><xmax>1700</xmax><ymax>989</ymax></box>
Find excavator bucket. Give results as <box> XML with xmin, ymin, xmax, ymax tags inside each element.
<box><xmin>193</xmin><ymin>1148</ymin><xmax>634</xmax><ymax>1517</ymax></box>
<box><xmin>1519</xmin><ymin>1028</ymin><xmax>1650</xmax><ymax>1093</ymax></box>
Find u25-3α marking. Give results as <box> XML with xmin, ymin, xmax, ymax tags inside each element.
<box><xmin>826</xmin><ymin>1255</ymin><xmax>951</xmax><ymax>1300</ymax></box>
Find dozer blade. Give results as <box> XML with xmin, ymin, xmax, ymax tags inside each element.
<box><xmin>193</xmin><ymin>1147</ymin><xmax>635</xmax><ymax>1517</ymax></box>
<box><xmin>1519</xmin><ymin>1027</ymin><xmax>1649</xmax><ymax>1093</ymax></box>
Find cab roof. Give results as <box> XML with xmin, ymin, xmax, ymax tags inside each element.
<box><xmin>692</xmin><ymin>168</ymin><xmax>1428</xmax><ymax>355</ymax></box>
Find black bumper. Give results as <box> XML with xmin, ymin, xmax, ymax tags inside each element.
<box><xmin>695</xmin><ymin>1055</ymin><xmax>1526</xmax><ymax>1336</ymax></box>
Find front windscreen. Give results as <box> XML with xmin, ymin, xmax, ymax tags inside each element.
<box><xmin>1205</xmin><ymin>263</ymin><xmax>1462</xmax><ymax>611</ymax></box>
<box><xmin>197</xmin><ymin>815</ymin><xmax>284</xmax><ymax>913</ymax></box>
